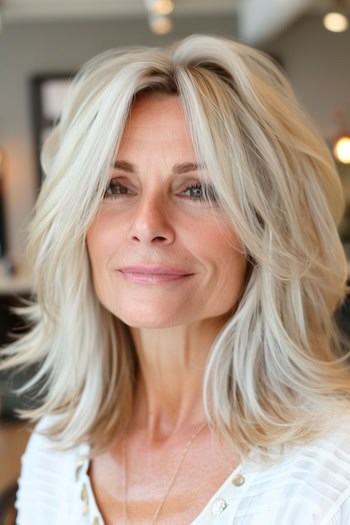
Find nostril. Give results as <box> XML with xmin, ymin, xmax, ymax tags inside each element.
<box><xmin>131</xmin><ymin>235</ymin><xmax>167</xmax><ymax>243</ymax></box>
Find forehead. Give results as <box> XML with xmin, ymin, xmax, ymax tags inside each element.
<box><xmin>121</xmin><ymin>94</ymin><xmax>192</xmax><ymax>142</ymax></box>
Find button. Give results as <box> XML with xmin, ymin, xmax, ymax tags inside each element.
<box><xmin>80</xmin><ymin>483</ymin><xmax>89</xmax><ymax>516</ymax></box>
<box><xmin>75</xmin><ymin>461</ymin><xmax>84</xmax><ymax>481</ymax></box>
<box><xmin>232</xmin><ymin>474</ymin><xmax>245</xmax><ymax>486</ymax></box>
<box><xmin>210</xmin><ymin>498</ymin><xmax>227</xmax><ymax>517</ymax></box>
<box><xmin>92</xmin><ymin>518</ymin><xmax>100</xmax><ymax>525</ymax></box>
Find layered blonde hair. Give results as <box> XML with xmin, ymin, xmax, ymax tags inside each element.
<box><xmin>1</xmin><ymin>34</ymin><xmax>349</xmax><ymax>461</ymax></box>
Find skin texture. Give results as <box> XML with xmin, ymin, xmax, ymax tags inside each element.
<box><xmin>86</xmin><ymin>94</ymin><xmax>247</xmax><ymax>524</ymax></box>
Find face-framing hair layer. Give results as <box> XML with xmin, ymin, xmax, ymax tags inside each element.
<box><xmin>1</xmin><ymin>35</ymin><xmax>349</xmax><ymax>461</ymax></box>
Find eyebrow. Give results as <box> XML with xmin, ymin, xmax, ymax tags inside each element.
<box><xmin>113</xmin><ymin>160</ymin><xmax>205</xmax><ymax>174</ymax></box>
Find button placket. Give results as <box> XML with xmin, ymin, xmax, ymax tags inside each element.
<box><xmin>74</xmin><ymin>448</ymin><xmax>91</xmax><ymax>517</ymax></box>
<box><xmin>76</xmin><ymin>460</ymin><xmax>85</xmax><ymax>482</ymax></box>
<box><xmin>80</xmin><ymin>482</ymin><xmax>90</xmax><ymax>516</ymax></box>
<box><xmin>207</xmin><ymin>471</ymin><xmax>248</xmax><ymax>520</ymax></box>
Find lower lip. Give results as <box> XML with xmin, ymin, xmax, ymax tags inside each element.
<box><xmin>118</xmin><ymin>271</ymin><xmax>193</xmax><ymax>285</ymax></box>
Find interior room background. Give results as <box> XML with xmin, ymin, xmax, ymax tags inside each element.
<box><xmin>0</xmin><ymin>1</ymin><xmax>350</xmax><ymax>493</ymax></box>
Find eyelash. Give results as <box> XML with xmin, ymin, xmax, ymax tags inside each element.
<box><xmin>104</xmin><ymin>180</ymin><xmax>218</xmax><ymax>203</ymax></box>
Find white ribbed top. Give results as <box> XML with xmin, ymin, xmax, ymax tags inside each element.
<box><xmin>15</xmin><ymin>414</ymin><xmax>350</xmax><ymax>524</ymax></box>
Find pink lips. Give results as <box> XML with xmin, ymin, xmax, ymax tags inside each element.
<box><xmin>118</xmin><ymin>265</ymin><xmax>194</xmax><ymax>285</ymax></box>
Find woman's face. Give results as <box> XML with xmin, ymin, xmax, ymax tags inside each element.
<box><xmin>86</xmin><ymin>95</ymin><xmax>247</xmax><ymax>328</ymax></box>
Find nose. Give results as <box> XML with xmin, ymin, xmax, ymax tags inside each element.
<box><xmin>129</xmin><ymin>194</ymin><xmax>175</xmax><ymax>245</ymax></box>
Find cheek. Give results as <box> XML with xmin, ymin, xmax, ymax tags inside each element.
<box><xmin>86</xmin><ymin>218</ymin><xmax>118</xmax><ymax>308</ymax></box>
<box><xmin>192</xmin><ymin>219</ymin><xmax>244</xmax><ymax>267</ymax></box>
<box><xmin>86</xmin><ymin>215</ymin><xmax>117</xmax><ymax>268</ymax></box>
<box><xmin>194</xmin><ymin>222</ymin><xmax>247</xmax><ymax>297</ymax></box>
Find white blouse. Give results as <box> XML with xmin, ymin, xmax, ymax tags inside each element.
<box><xmin>15</xmin><ymin>414</ymin><xmax>350</xmax><ymax>524</ymax></box>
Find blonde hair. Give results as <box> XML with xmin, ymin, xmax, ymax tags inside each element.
<box><xmin>1</xmin><ymin>34</ymin><xmax>349</xmax><ymax>462</ymax></box>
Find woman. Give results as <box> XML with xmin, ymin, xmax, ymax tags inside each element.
<box><xmin>1</xmin><ymin>34</ymin><xmax>350</xmax><ymax>524</ymax></box>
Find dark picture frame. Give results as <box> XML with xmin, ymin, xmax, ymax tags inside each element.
<box><xmin>30</xmin><ymin>73</ymin><xmax>74</xmax><ymax>187</ymax></box>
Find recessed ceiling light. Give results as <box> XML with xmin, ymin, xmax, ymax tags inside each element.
<box><xmin>323</xmin><ymin>12</ymin><xmax>349</xmax><ymax>33</ymax></box>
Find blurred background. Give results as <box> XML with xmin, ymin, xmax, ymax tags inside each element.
<box><xmin>0</xmin><ymin>0</ymin><xmax>350</xmax><ymax>521</ymax></box>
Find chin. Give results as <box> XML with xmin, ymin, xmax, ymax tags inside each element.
<box><xmin>114</xmin><ymin>305</ymin><xmax>191</xmax><ymax>329</ymax></box>
<box><xmin>120</xmin><ymin>315</ymin><xmax>185</xmax><ymax>330</ymax></box>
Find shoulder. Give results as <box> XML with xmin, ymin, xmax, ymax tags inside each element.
<box><xmin>15</xmin><ymin>415</ymin><xmax>88</xmax><ymax>525</ymax></box>
<box><xmin>243</xmin><ymin>414</ymin><xmax>350</xmax><ymax>524</ymax></box>
<box><xmin>299</xmin><ymin>414</ymin><xmax>350</xmax><ymax>524</ymax></box>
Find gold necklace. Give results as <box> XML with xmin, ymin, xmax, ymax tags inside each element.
<box><xmin>122</xmin><ymin>421</ymin><xmax>207</xmax><ymax>524</ymax></box>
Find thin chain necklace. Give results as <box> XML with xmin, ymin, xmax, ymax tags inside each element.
<box><xmin>122</xmin><ymin>421</ymin><xmax>207</xmax><ymax>524</ymax></box>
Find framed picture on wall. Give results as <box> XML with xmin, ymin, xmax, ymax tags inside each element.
<box><xmin>30</xmin><ymin>73</ymin><xmax>74</xmax><ymax>186</ymax></box>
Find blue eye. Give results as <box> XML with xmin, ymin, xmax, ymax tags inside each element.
<box><xmin>104</xmin><ymin>180</ymin><xmax>132</xmax><ymax>198</ymax></box>
<box><xmin>183</xmin><ymin>183</ymin><xmax>218</xmax><ymax>202</ymax></box>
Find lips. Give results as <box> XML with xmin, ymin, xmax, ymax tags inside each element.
<box><xmin>117</xmin><ymin>265</ymin><xmax>194</xmax><ymax>284</ymax></box>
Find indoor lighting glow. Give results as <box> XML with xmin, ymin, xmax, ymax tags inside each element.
<box><xmin>323</xmin><ymin>12</ymin><xmax>348</xmax><ymax>32</ymax></box>
<box><xmin>149</xmin><ymin>14</ymin><xmax>173</xmax><ymax>34</ymax></box>
<box><xmin>145</xmin><ymin>0</ymin><xmax>174</xmax><ymax>16</ymax></box>
<box><xmin>333</xmin><ymin>136</ymin><xmax>350</xmax><ymax>164</ymax></box>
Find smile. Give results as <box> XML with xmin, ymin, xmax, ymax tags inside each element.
<box><xmin>117</xmin><ymin>265</ymin><xmax>194</xmax><ymax>285</ymax></box>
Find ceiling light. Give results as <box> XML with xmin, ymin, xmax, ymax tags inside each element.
<box><xmin>145</xmin><ymin>0</ymin><xmax>174</xmax><ymax>16</ymax></box>
<box><xmin>323</xmin><ymin>12</ymin><xmax>349</xmax><ymax>32</ymax></box>
<box><xmin>334</xmin><ymin>135</ymin><xmax>350</xmax><ymax>164</ymax></box>
<box><xmin>148</xmin><ymin>14</ymin><xmax>173</xmax><ymax>35</ymax></box>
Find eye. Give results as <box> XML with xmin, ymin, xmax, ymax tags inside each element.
<box><xmin>104</xmin><ymin>179</ymin><xmax>134</xmax><ymax>198</ymax></box>
<box><xmin>182</xmin><ymin>183</ymin><xmax>218</xmax><ymax>203</ymax></box>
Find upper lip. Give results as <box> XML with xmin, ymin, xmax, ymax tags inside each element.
<box><xmin>118</xmin><ymin>265</ymin><xmax>193</xmax><ymax>275</ymax></box>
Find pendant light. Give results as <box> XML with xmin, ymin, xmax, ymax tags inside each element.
<box><xmin>144</xmin><ymin>0</ymin><xmax>174</xmax><ymax>35</ymax></box>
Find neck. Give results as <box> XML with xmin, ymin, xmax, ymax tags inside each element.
<box><xmin>129</xmin><ymin>315</ymin><xmax>228</xmax><ymax>442</ymax></box>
